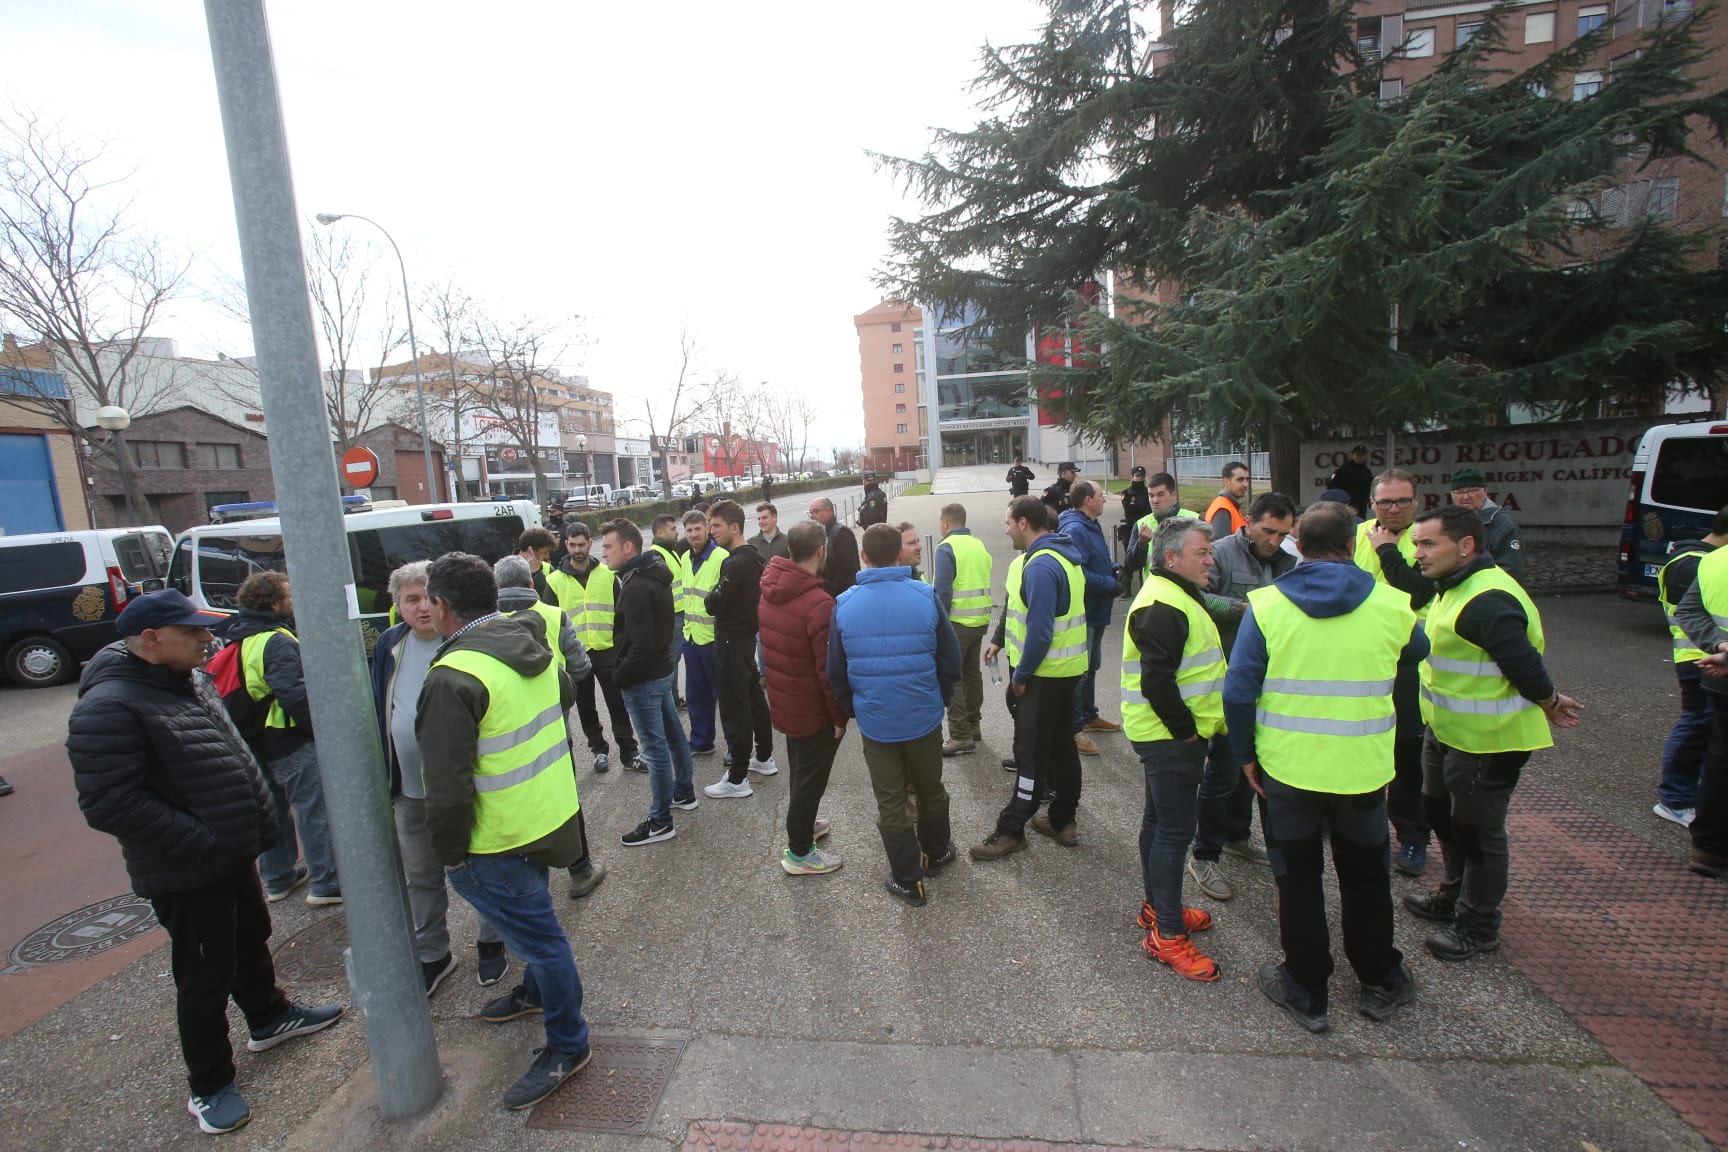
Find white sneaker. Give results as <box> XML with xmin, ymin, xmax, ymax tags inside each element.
<box><xmin>748</xmin><ymin>755</ymin><xmax>778</xmax><ymax>776</ymax></box>
<box><xmin>703</xmin><ymin>776</ymin><xmax>754</xmax><ymax>799</ymax></box>
<box><xmin>1653</xmin><ymin>802</ymin><xmax>1696</xmax><ymax>827</ymax></box>
<box><xmin>813</xmin><ymin>816</ymin><xmax>831</xmax><ymax>840</ymax></box>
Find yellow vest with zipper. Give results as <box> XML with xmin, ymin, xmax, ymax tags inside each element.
<box><xmin>1120</xmin><ymin>573</ymin><xmax>1226</xmax><ymax>742</ymax></box>
<box><xmin>510</xmin><ymin>600</ymin><xmax>568</xmax><ymax>669</ymax></box>
<box><xmin>432</xmin><ymin>644</ymin><xmax>579</xmax><ymax>855</ymax></box>
<box><xmin>651</xmin><ymin>543</ymin><xmax>687</xmax><ymax>610</ymax></box>
<box><xmin>1659</xmin><ymin>547</ymin><xmax>1712</xmax><ymax>664</ymax></box>
<box><xmin>240</xmin><ymin>627</ymin><xmax>295</xmax><ymax>730</ymax></box>
<box><xmin>942</xmin><ymin>532</ymin><xmax>994</xmax><ymax>630</ymax></box>
<box><xmin>1248</xmin><ymin>582</ymin><xmax>1413</xmax><ymax>794</ymax></box>
<box><xmin>1420</xmin><ymin>564</ymin><xmax>1553</xmax><ymax>754</ymax></box>
<box><xmin>1004</xmin><ymin>545</ymin><xmax>1088</xmax><ymax>677</ymax></box>
<box><xmin>683</xmin><ymin>544</ymin><xmax>726</xmax><ymax>644</ymax></box>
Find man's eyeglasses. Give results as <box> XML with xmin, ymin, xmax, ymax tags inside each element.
<box><xmin>1373</xmin><ymin>497</ymin><xmax>1415</xmax><ymax>510</ymax></box>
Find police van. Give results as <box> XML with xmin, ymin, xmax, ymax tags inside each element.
<box><xmin>1618</xmin><ymin>420</ymin><xmax>1728</xmax><ymax>597</ymax></box>
<box><xmin>0</xmin><ymin>526</ymin><xmax>175</xmax><ymax>686</ymax></box>
<box><xmin>168</xmin><ymin>501</ymin><xmax>541</xmax><ymax>652</ymax></box>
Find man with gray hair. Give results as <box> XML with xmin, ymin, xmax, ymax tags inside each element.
<box><xmin>807</xmin><ymin>496</ymin><xmax>860</xmax><ymax>598</ymax></box>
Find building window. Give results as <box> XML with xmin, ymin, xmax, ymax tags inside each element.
<box><xmin>1648</xmin><ymin>176</ymin><xmax>1679</xmax><ymax>222</ymax></box>
<box><xmin>896</xmin><ymin>423</ymin><xmax>908</xmax><ymax>434</ymax></box>
<box><xmin>894</xmin><ymin>382</ymin><xmax>906</xmax><ymax>393</ymax></box>
<box><xmin>130</xmin><ymin>440</ymin><xmax>185</xmax><ymax>469</ymax></box>
<box><xmin>895</xmin><ymin>403</ymin><xmax>907</xmax><ymax>413</ymax></box>
<box><xmin>1524</xmin><ymin>12</ymin><xmax>1555</xmax><ymax>43</ymax></box>
<box><xmin>892</xmin><ymin>343</ymin><xmax>903</xmax><ymax>354</ymax></box>
<box><xmin>1578</xmin><ymin>4</ymin><xmax>1608</xmax><ymax>35</ymax></box>
<box><xmin>1455</xmin><ymin>21</ymin><xmax>1482</xmax><ymax>48</ymax></box>
<box><xmin>1404</xmin><ymin>27</ymin><xmax>1434</xmax><ymax>57</ymax></box>
<box><xmin>369</xmin><ymin>486</ymin><xmax>397</xmax><ymax>501</ymax></box>
<box><xmin>203</xmin><ymin>490</ymin><xmax>248</xmax><ymax>510</ymax></box>
<box><xmin>194</xmin><ymin>442</ymin><xmax>242</xmax><ymax>469</ymax></box>
<box><xmin>890</xmin><ymin>322</ymin><xmax>902</xmax><ymax>333</ymax></box>
<box><xmin>1378</xmin><ymin>78</ymin><xmax>1403</xmax><ymax>103</ymax></box>
<box><xmin>893</xmin><ymin>363</ymin><xmax>905</xmax><ymax>373</ymax></box>
<box><xmin>1573</xmin><ymin>70</ymin><xmax>1604</xmax><ymax>100</ymax></box>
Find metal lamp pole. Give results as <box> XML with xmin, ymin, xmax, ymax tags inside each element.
<box><xmin>314</xmin><ymin>213</ymin><xmax>440</xmax><ymax>503</ymax></box>
<box><xmin>95</xmin><ymin>405</ymin><xmax>138</xmax><ymax>526</ymax></box>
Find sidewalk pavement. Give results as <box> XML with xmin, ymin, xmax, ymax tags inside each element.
<box><xmin>0</xmin><ymin>491</ymin><xmax>1719</xmax><ymax>1151</ymax></box>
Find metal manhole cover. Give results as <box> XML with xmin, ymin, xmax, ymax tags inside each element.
<box><xmin>270</xmin><ymin>912</ymin><xmax>349</xmax><ymax>983</ymax></box>
<box><xmin>527</xmin><ymin>1034</ymin><xmax>686</xmax><ymax>1133</ymax></box>
<box><xmin>6</xmin><ymin>894</ymin><xmax>159</xmax><ymax>972</ymax></box>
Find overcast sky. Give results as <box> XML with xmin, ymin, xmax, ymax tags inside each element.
<box><xmin>6</xmin><ymin>0</ymin><xmax>1051</xmax><ymax>457</ymax></box>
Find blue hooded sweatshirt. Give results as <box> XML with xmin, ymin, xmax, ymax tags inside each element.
<box><xmin>829</xmin><ymin>566</ymin><xmax>962</xmax><ymax>742</ymax></box>
<box><xmin>1013</xmin><ymin>531</ymin><xmax>1089</xmax><ymax>684</ymax></box>
<box><xmin>1222</xmin><ymin>558</ymin><xmax>1429</xmax><ymax>766</ymax></box>
<box><xmin>1058</xmin><ymin>507</ymin><xmax>1121</xmax><ymax>627</ymax></box>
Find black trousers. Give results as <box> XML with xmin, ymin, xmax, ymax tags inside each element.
<box><xmin>148</xmin><ymin>867</ymin><xmax>290</xmax><ymax>1097</ymax></box>
<box><xmin>1388</xmin><ymin>666</ymin><xmax>1428</xmax><ymax>844</ymax></box>
<box><xmin>1261</xmin><ymin>774</ymin><xmax>1403</xmax><ymax>1015</ymax></box>
<box><xmin>786</xmin><ymin>726</ymin><xmax>842</xmax><ymax>856</ymax></box>
<box><xmin>996</xmin><ymin>674</ymin><xmax>1082</xmax><ymax>837</ymax></box>
<box><xmin>1694</xmin><ymin>697</ymin><xmax>1728</xmax><ymax>856</ymax></box>
<box><xmin>575</xmin><ymin>652</ymin><xmax>637</xmax><ymax>760</ymax></box>
<box><xmin>717</xmin><ymin>636</ymin><xmax>773</xmax><ymax>783</ymax></box>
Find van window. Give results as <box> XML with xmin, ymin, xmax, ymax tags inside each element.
<box><xmin>351</xmin><ymin>517</ymin><xmax>524</xmax><ymax>610</ymax></box>
<box><xmin>1651</xmin><ymin>436</ymin><xmax>1728</xmax><ymax>511</ymax></box>
<box><xmin>0</xmin><ymin>542</ymin><xmax>87</xmax><ymax>594</ymax></box>
<box><xmin>111</xmin><ymin>533</ymin><xmax>172</xmax><ymax>583</ymax></box>
<box><xmin>196</xmin><ymin>535</ymin><xmax>289</xmax><ymax>610</ymax></box>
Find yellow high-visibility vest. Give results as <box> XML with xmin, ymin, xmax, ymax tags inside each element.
<box><xmin>1659</xmin><ymin>546</ymin><xmax>1712</xmax><ymax>664</ymax></box>
<box><xmin>1420</xmin><ymin>564</ymin><xmax>1553</xmax><ymax>754</ymax></box>
<box><xmin>1004</xmin><ymin>546</ymin><xmax>1087</xmax><ymax>677</ymax></box>
<box><xmin>240</xmin><ymin>626</ymin><xmax>296</xmax><ymax>730</ymax></box>
<box><xmin>941</xmin><ymin>532</ymin><xmax>993</xmax><ymax>629</ymax></box>
<box><xmin>1120</xmin><ymin>573</ymin><xmax>1225</xmax><ymax>742</ymax></box>
<box><xmin>683</xmin><ymin>544</ymin><xmax>726</xmax><ymax>644</ymax></box>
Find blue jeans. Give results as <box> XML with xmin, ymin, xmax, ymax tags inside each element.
<box><xmin>669</xmin><ymin>612</ymin><xmax>685</xmax><ymax>691</ymax></box>
<box><xmin>620</xmin><ymin>673</ymin><xmax>693</xmax><ymax>825</ymax></box>
<box><xmin>1132</xmin><ymin>736</ymin><xmax>1207</xmax><ymax>937</ymax></box>
<box><xmin>1193</xmin><ymin>732</ymin><xmax>1253</xmax><ymax>860</ymax></box>
<box><xmin>1660</xmin><ymin>670</ymin><xmax>1714</xmax><ymax>809</ymax></box>
<box><xmin>258</xmin><ymin>742</ymin><xmax>340</xmax><ymax>897</ymax></box>
<box><xmin>1072</xmin><ymin>623</ymin><xmax>1107</xmax><ymax>730</ymax></box>
<box><xmin>447</xmin><ymin>853</ymin><xmax>589</xmax><ymax>1055</ymax></box>
<box><xmin>683</xmin><ymin>639</ymin><xmax>718</xmax><ymax>751</ymax></box>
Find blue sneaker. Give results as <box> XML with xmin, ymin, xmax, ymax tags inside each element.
<box><xmin>1394</xmin><ymin>842</ymin><xmax>1428</xmax><ymax>877</ymax></box>
<box><xmin>246</xmin><ymin>1001</ymin><xmax>343</xmax><ymax>1052</ymax></box>
<box><xmin>187</xmin><ymin>1082</ymin><xmax>250</xmax><ymax>1134</ymax></box>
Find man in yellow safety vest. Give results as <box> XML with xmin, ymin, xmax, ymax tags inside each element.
<box><xmin>1653</xmin><ymin>507</ymin><xmax>1727</xmax><ymax>827</ymax></box>
<box><xmin>933</xmin><ymin>502</ymin><xmax>994</xmax><ymax>757</ymax></box>
<box><xmin>549</xmin><ymin>522</ymin><xmax>641</xmax><ymax>780</ymax></box>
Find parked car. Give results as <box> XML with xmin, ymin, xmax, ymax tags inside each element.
<box><xmin>1</xmin><ymin>526</ymin><xmax>175</xmax><ymax>686</ymax></box>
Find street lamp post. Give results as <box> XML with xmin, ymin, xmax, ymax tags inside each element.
<box><xmin>95</xmin><ymin>405</ymin><xmax>138</xmax><ymax>527</ymax></box>
<box><xmin>576</xmin><ymin>433</ymin><xmax>589</xmax><ymax>490</ymax></box>
<box><xmin>313</xmin><ymin>213</ymin><xmax>440</xmax><ymax>503</ymax></box>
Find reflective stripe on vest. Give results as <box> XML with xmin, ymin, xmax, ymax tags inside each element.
<box><xmin>577</xmin><ymin>563</ymin><xmax>616</xmax><ymax>652</ymax></box>
<box><xmin>651</xmin><ymin>543</ymin><xmax>686</xmax><ymax>603</ymax></box>
<box><xmin>1696</xmin><ymin>546</ymin><xmax>1728</xmax><ymax>663</ymax></box>
<box><xmin>1004</xmin><ymin>546</ymin><xmax>1088</xmax><ymax>676</ymax></box>
<box><xmin>1120</xmin><ymin>573</ymin><xmax>1226</xmax><ymax>741</ymax></box>
<box><xmin>1353</xmin><ymin>520</ymin><xmax>1428</xmax><ymax>620</ymax></box>
<box><xmin>1659</xmin><ymin>548</ymin><xmax>1710</xmax><ymax>664</ymax></box>
<box><xmin>1419</xmin><ymin>564</ymin><xmax>1553</xmax><ymax>754</ymax></box>
<box><xmin>431</xmin><ymin>643</ymin><xmax>579</xmax><ymax>855</ymax></box>
<box><xmin>240</xmin><ymin>626</ymin><xmax>295</xmax><ymax>730</ymax></box>
<box><xmin>512</xmin><ymin>602</ymin><xmax>567</xmax><ymax>669</ymax></box>
<box><xmin>1248</xmin><ymin>582</ymin><xmax>1414</xmax><ymax>794</ymax></box>
<box><xmin>942</xmin><ymin>532</ymin><xmax>994</xmax><ymax>628</ymax></box>
<box><xmin>683</xmin><ymin>545</ymin><xmax>725</xmax><ymax>644</ymax></box>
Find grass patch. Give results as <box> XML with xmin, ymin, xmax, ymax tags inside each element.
<box><xmin>896</xmin><ymin>481</ymin><xmax>933</xmax><ymax>497</ymax></box>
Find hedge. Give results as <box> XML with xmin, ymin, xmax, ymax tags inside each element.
<box><xmin>550</xmin><ymin>475</ymin><xmax>862</xmax><ymax>533</ymax></box>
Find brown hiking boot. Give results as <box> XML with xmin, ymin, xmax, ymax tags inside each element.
<box><xmin>969</xmin><ymin>832</ymin><xmax>1028</xmax><ymax>861</ymax></box>
<box><xmin>1029</xmin><ymin>812</ymin><xmax>1078</xmax><ymax>847</ymax></box>
<box><xmin>1083</xmin><ymin>717</ymin><xmax>1122</xmax><ymax>733</ymax></box>
<box><xmin>1074</xmin><ymin>734</ymin><xmax>1101</xmax><ymax>757</ymax></box>
<box><xmin>941</xmin><ymin>739</ymin><xmax>977</xmax><ymax>757</ymax></box>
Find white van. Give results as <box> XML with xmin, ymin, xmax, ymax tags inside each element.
<box><xmin>0</xmin><ymin>526</ymin><xmax>175</xmax><ymax>686</ymax></box>
<box><xmin>168</xmin><ymin>501</ymin><xmax>541</xmax><ymax>651</ymax></box>
<box><xmin>1619</xmin><ymin>420</ymin><xmax>1728</xmax><ymax>596</ymax></box>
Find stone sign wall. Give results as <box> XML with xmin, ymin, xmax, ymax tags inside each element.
<box><xmin>1302</xmin><ymin>418</ymin><xmax>1649</xmax><ymax>544</ymax></box>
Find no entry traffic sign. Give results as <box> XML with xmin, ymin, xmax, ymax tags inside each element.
<box><xmin>341</xmin><ymin>446</ymin><xmax>381</xmax><ymax>488</ymax></box>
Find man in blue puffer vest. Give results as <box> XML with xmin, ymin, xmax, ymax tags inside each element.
<box><xmin>829</xmin><ymin>523</ymin><xmax>962</xmax><ymax>906</ymax></box>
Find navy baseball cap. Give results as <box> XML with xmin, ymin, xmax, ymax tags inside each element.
<box><xmin>1058</xmin><ymin>461</ymin><xmax>1077</xmax><ymax>473</ymax></box>
<box><xmin>117</xmin><ymin>590</ymin><xmax>227</xmax><ymax>637</ymax></box>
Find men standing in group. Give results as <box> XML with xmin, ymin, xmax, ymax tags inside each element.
<box><xmin>933</xmin><ymin>502</ymin><xmax>993</xmax><ymax>758</ymax></box>
<box><xmin>1122</xmin><ymin>516</ymin><xmax>1227</xmax><ymax>983</ymax></box>
<box><xmin>649</xmin><ymin>515</ymin><xmax>689</xmax><ymax>708</ymax></box>
<box><xmin>1447</xmin><ymin>468</ymin><xmax>1527</xmax><ymax>586</ymax></box>
<box><xmin>418</xmin><ymin>552</ymin><xmax>594</xmax><ymax>1111</ymax></box>
<box><xmin>1407</xmin><ymin>507</ymin><xmax>1583</xmax><ymax>959</ymax></box>
<box><xmin>1355</xmin><ymin>468</ymin><xmax>1435</xmax><ymax>876</ymax></box>
<box><xmin>761</xmin><ymin>519</ymin><xmax>849</xmax><ymax>874</ymax></box>
<box><xmin>1204</xmin><ymin>462</ymin><xmax>1251</xmax><ymax>539</ymax></box>
<box><xmin>681</xmin><ymin>509</ymin><xmax>726</xmax><ymax>756</ymax></box>
<box><xmin>69</xmin><ymin>590</ymin><xmax>343</xmax><ymax>1134</ymax></box>
<box><xmin>600</xmin><ymin>518</ymin><xmax>698</xmax><ymax>846</ymax></box>
<box><xmin>808</xmin><ymin>496</ymin><xmax>861</xmax><ymax>598</ymax></box>
<box><xmin>518</xmin><ymin>527</ymin><xmax>558</xmax><ymax>605</ymax></box>
<box><xmin>702</xmin><ymin>499</ymin><xmax>778</xmax><ymax>797</ymax></box>
<box><xmin>1185</xmin><ymin>492</ymin><xmax>1295</xmax><ymax>902</ymax></box>
<box><xmin>1059</xmin><ymin>479</ymin><xmax>1124</xmax><ymax>757</ymax></box>
<box><xmin>549</xmin><ymin>523</ymin><xmax>642</xmax><ymax>776</ymax></box>
<box><xmin>858</xmin><ymin>473</ymin><xmax>890</xmax><ymax>528</ymax></box>
<box><xmin>1326</xmin><ymin>445</ymin><xmax>1374</xmax><ymax>518</ymax></box>
<box><xmin>829</xmin><ymin>523</ymin><xmax>961</xmax><ymax>903</ymax></box>
<box><xmin>1654</xmin><ymin>508</ymin><xmax>1728</xmax><ymax>827</ymax></box>
<box><xmin>216</xmin><ymin>572</ymin><xmax>341</xmax><ymax>905</ymax></box>
<box><xmin>1222</xmin><ymin>502</ymin><xmax>1425</xmax><ymax>1033</ymax></box>
<box><xmin>1676</xmin><ymin>539</ymin><xmax>1728</xmax><ymax>878</ymax></box>
<box><xmin>371</xmin><ymin>562</ymin><xmax>506</xmax><ymax>994</ymax></box>
<box><xmin>1007</xmin><ymin>456</ymin><xmax>1036</xmax><ymax>498</ymax></box>
<box><xmin>1042</xmin><ymin>461</ymin><xmax>1077</xmax><ymax>513</ymax></box>
<box><xmin>750</xmin><ymin>502</ymin><xmax>791</xmax><ymax>562</ymax></box>
<box><xmin>972</xmin><ymin>497</ymin><xmax>1090</xmax><ymax>861</ymax></box>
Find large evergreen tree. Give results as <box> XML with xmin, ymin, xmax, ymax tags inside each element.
<box><xmin>880</xmin><ymin>0</ymin><xmax>1728</xmax><ymax>490</ymax></box>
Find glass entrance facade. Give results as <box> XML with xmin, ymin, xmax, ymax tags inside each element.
<box><xmin>942</xmin><ymin>430</ymin><xmax>1025</xmax><ymax>467</ymax></box>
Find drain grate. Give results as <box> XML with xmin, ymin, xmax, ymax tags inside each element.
<box><xmin>270</xmin><ymin>911</ymin><xmax>349</xmax><ymax>984</ymax></box>
<box><xmin>6</xmin><ymin>894</ymin><xmax>159</xmax><ymax>972</ymax></box>
<box><xmin>527</xmin><ymin>1034</ymin><xmax>686</xmax><ymax>1133</ymax></box>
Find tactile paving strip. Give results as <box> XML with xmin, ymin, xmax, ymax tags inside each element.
<box><xmin>527</xmin><ymin>1034</ymin><xmax>686</xmax><ymax>1133</ymax></box>
<box><xmin>685</xmin><ymin>1123</ymin><xmax>1176</xmax><ymax>1152</ymax></box>
<box><xmin>269</xmin><ymin>911</ymin><xmax>349</xmax><ymax>984</ymax></box>
<box><xmin>1502</xmin><ymin>783</ymin><xmax>1728</xmax><ymax>1149</ymax></box>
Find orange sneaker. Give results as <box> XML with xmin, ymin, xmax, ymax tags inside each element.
<box><xmin>1137</xmin><ymin>900</ymin><xmax>1213</xmax><ymax>934</ymax></box>
<box><xmin>1142</xmin><ymin>927</ymin><xmax>1221</xmax><ymax>982</ymax></box>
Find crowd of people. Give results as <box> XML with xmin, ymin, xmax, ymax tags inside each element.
<box><xmin>69</xmin><ymin>457</ymin><xmax>1728</xmax><ymax>1135</ymax></box>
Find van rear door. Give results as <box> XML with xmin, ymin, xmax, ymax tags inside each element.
<box><xmin>1621</xmin><ymin>427</ymin><xmax>1728</xmax><ymax>594</ymax></box>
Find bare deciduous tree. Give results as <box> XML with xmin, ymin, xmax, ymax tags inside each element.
<box><xmin>643</xmin><ymin>327</ymin><xmax>712</xmax><ymax>497</ymax></box>
<box><xmin>303</xmin><ymin>225</ymin><xmax>409</xmax><ymax>451</ymax></box>
<box><xmin>466</xmin><ymin>312</ymin><xmax>578</xmax><ymax>500</ymax></box>
<box><xmin>414</xmin><ymin>278</ymin><xmax>482</xmax><ymax>500</ymax></box>
<box><xmin>0</xmin><ymin>109</ymin><xmax>186</xmax><ymax>518</ymax></box>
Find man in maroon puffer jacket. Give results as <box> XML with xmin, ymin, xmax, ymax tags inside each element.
<box><xmin>760</xmin><ymin>520</ymin><xmax>850</xmax><ymax>874</ymax></box>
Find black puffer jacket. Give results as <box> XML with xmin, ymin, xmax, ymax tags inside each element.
<box><xmin>68</xmin><ymin>643</ymin><xmax>278</xmax><ymax>897</ymax></box>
